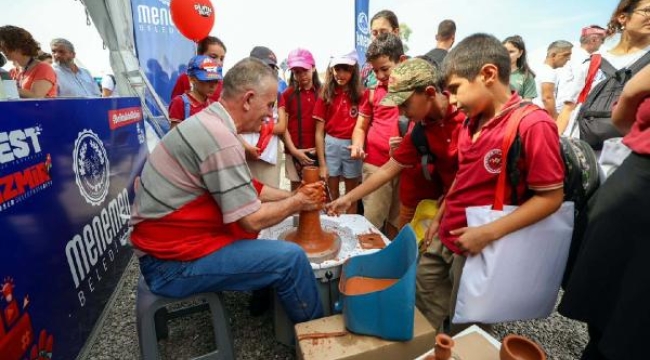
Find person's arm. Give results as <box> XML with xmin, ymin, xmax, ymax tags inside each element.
<box><xmin>555</xmin><ymin>103</ymin><xmax>576</xmax><ymax>134</ymax></box>
<box><xmin>326</xmin><ymin>158</ymin><xmax>403</xmax><ymax>215</ymax></box>
<box><xmin>315</xmin><ymin>120</ymin><xmax>327</xmax><ymax>179</ymax></box>
<box><xmin>273</xmin><ymin>106</ymin><xmax>288</xmax><ymax>135</ymax></box>
<box><xmin>238</xmin><ymin>182</ymin><xmax>324</xmax><ymax>232</ymax></box>
<box><xmin>19</xmin><ymin>80</ymin><xmax>54</xmax><ymax>98</ymax></box>
<box><xmin>612</xmin><ymin>64</ymin><xmax>650</xmax><ymax>135</ymax></box>
<box><xmin>451</xmin><ymin>188</ymin><xmax>563</xmax><ymax>255</ymax></box>
<box><xmin>350</xmin><ymin>114</ymin><xmax>370</xmax><ymax>159</ymax></box>
<box><xmin>102</xmin><ymin>88</ymin><xmax>113</xmax><ymax>97</ymax></box>
<box><xmin>540</xmin><ymin>83</ymin><xmax>558</xmax><ymax>119</ymax></box>
<box><xmin>258</xmin><ymin>185</ymin><xmax>291</xmax><ymax>202</ymax></box>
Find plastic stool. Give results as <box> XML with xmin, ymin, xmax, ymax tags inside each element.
<box><xmin>135</xmin><ymin>276</ymin><xmax>235</xmax><ymax>359</ymax></box>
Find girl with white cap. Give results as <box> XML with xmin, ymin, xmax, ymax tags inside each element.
<box><xmin>313</xmin><ymin>50</ymin><xmax>365</xmax><ymax>213</ymax></box>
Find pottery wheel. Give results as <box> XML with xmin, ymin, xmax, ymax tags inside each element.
<box><xmin>279</xmin><ymin>229</ymin><xmax>342</xmax><ymax>264</ymax></box>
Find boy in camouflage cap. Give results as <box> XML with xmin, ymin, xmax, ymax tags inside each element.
<box><xmin>327</xmin><ymin>58</ymin><xmax>464</xmax><ymax>330</ymax></box>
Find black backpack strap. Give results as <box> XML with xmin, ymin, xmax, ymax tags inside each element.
<box><xmin>398</xmin><ymin>116</ymin><xmax>410</xmax><ymax>137</ymax></box>
<box><xmin>506</xmin><ymin>101</ymin><xmax>537</xmax><ymax>205</ymax></box>
<box><xmin>410</xmin><ymin>121</ymin><xmax>435</xmax><ymax>181</ymax></box>
<box><xmin>628</xmin><ymin>50</ymin><xmax>650</xmax><ymax>74</ymax></box>
<box><xmin>296</xmin><ymin>87</ymin><xmax>303</xmax><ymax>149</ymax></box>
<box><xmin>598</xmin><ymin>57</ymin><xmax>617</xmax><ymax>78</ymax></box>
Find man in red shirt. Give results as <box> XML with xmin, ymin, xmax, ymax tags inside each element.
<box><xmin>418</xmin><ymin>33</ymin><xmax>564</xmax><ymax>333</ymax></box>
<box><xmin>326</xmin><ymin>58</ymin><xmax>462</xmax><ymax>233</ymax></box>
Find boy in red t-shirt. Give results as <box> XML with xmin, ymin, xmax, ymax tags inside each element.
<box><xmin>326</xmin><ymin>58</ymin><xmax>462</xmax><ymax>228</ymax></box>
<box><xmin>417</xmin><ymin>33</ymin><xmax>565</xmax><ymax>332</ymax></box>
<box><xmin>351</xmin><ymin>32</ymin><xmax>407</xmax><ymax>238</ymax></box>
<box><xmin>168</xmin><ymin>55</ymin><xmax>221</xmax><ymax>128</ymax></box>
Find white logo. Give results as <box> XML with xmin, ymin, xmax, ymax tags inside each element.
<box><xmin>73</xmin><ymin>130</ymin><xmax>110</xmax><ymax>206</ymax></box>
<box><xmin>483</xmin><ymin>149</ymin><xmax>503</xmax><ymax>174</ymax></box>
<box><xmin>357</xmin><ymin>12</ymin><xmax>369</xmax><ymax>35</ymax></box>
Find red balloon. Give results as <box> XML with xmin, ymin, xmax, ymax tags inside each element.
<box><xmin>170</xmin><ymin>0</ymin><xmax>215</xmax><ymax>42</ymax></box>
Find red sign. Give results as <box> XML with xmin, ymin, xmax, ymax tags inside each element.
<box><xmin>107</xmin><ymin>107</ymin><xmax>143</xmax><ymax>130</ymax></box>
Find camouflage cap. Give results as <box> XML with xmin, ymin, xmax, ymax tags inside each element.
<box><xmin>380</xmin><ymin>58</ymin><xmax>437</xmax><ymax>107</ymax></box>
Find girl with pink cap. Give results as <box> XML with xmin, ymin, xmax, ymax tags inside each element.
<box><xmin>279</xmin><ymin>48</ymin><xmax>322</xmax><ymax>190</ymax></box>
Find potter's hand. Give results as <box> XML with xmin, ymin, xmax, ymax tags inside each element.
<box><xmin>296</xmin><ymin>181</ymin><xmax>326</xmax><ymax>211</ymax></box>
<box><xmin>325</xmin><ymin>196</ymin><xmax>351</xmax><ymax>217</ymax></box>
<box><xmin>293</xmin><ymin>148</ymin><xmax>316</xmax><ymax>165</ymax></box>
<box><xmin>450</xmin><ymin>224</ymin><xmax>497</xmax><ymax>256</ymax></box>
<box><xmin>388</xmin><ymin>136</ymin><xmax>403</xmax><ymax>157</ymax></box>
<box><xmin>348</xmin><ymin>144</ymin><xmax>366</xmax><ymax>159</ymax></box>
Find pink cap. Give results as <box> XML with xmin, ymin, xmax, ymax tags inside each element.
<box><xmin>287</xmin><ymin>48</ymin><xmax>316</xmax><ymax>70</ymax></box>
<box><xmin>581</xmin><ymin>25</ymin><xmax>606</xmax><ymax>37</ymax></box>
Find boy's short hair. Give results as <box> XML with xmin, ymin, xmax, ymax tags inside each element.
<box><xmin>437</xmin><ymin>19</ymin><xmax>456</xmax><ymax>40</ymax></box>
<box><xmin>365</xmin><ymin>33</ymin><xmax>404</xmax><ymax>63</ymax></box>
<box><xmin>442</xmin><ymin>33</ymin><xmax>510</xmax><ymax>85</ymax></box>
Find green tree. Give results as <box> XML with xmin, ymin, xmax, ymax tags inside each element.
<box><xmin>400</xmin><ymin>22</ymin><xmax>412</xmax><ymax>53</ymax></box>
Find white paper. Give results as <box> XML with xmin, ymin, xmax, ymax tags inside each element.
<box><xmin>452</xmin><ymin>202</ymin><xmax>574</xmax><ymax>324</ymax></box>
<box><xmin>240</xmin><ymin>133</ymin><xmax>279</xmax><ymax>165</ymax></box>
<box><xmin>3</xmin><ymin>80</ymin><xmax>19</xmax><ymax>100</ymax></box>
<box><xmin>598</xmin><ymin>137</ymin><xmax>631</xmax><ymax>183</ymax></box>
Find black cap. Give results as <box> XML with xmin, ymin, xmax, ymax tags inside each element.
<box><xmin>250</xmin><ymin>46</ymin><xmax>278</xmax><ymax>68</ymax></box>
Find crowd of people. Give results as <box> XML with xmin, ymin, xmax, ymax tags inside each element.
<box><xmin>0</xmin><ymin>25</ymin><xmax>118</xmax><ymax>99</ymax></box>
<box><xmin>3</xmin><ymin>0</ymin><xmax>649</xmax><ymax>359</ymax></box>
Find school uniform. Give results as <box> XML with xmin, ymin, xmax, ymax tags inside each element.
<box><xmin>416</xmin><ymin>94</ymin><xmax>564</xmax><ymax>331</ymax></box>
<box><xmin>313</xmin><ymin>88</ymin><xmax>365</xmax><ymax>178</ymax></box>
<box><xmin>391</xmin><ymin>105</ymin><xmax>464</xmax><ymax>227</ymax></box>
<box><xmin>358</xmin><ymin>83</ymin><xmax>402</xmax><ymax>230</ymax></box>
<box><xmin>279</xmin><ymin>86</ymin><xmax>318</xmax><ymax>182</ymax></box>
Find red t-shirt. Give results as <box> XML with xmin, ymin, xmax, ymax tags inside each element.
<box><xmin>168</xmin><ymin>92</ymin><xmax>214</xmax><ymax>121</ymax></box>
<box><xmin>392</xmin><ymin>105</ymin><xmax>465</xmax><ymax>206</ymax></box>
<box><xmin>622</xmin><ymin>96</ymin><xmax>650</xmax><ymax>155</ymax></box>
<box><xmin>16</xmin><ymin>62</ymin><xmax>57</xmax><ymax>98</ymax></box>
<box><xmin>170</xmin><ymin>72</ymin><xmax>222</xmax><ymax>102</ymax></box>
<box><xmin>359</xmin><ymin>83</ymin><xmax>400</xmax><ymax>166</ymax></box>
<box><xmin>132</xmin><ymin>180</ymin><xmax>264</xmax><ymax>260</ymax></box>
<box><xmin>397</xmin><ymin>121</ymin><xmax>439</xmax><ymax>208</ymax></box>
<box><xmin>313</xmin><ymin>88</ymin><xmax>366</xmax><ymax>139</ymax></box>
<box><xmin>439</xmin><ymin>95</ymin><xmax>565</xmax><ymax>254</ymax></box>
<box><xmin>279</xmin><ymin>86</ymin><xmax>319</xmax><ymax>151</ymax></box>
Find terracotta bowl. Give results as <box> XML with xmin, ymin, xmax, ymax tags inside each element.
<box><xmin>500</xmin><ymin>334</ymin><xmax>547</xmax><ymax>360</ymax></box>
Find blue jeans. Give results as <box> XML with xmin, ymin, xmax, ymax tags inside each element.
<box><xmin>139</xmin><ymin>239</ymin><xmax>324</xmax><ymax>323</ymax></box>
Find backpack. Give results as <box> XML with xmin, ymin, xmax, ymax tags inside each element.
<box><xmin>410</xmin><ymin>122</ymin><xmax>436</xmax><ymax>181</ymax></box>
<box><xmin>181</xmin><ymin>93</ymin><xmax>191</xmax><ymax>120</ymax></box>
<box><xmin>576</xmin><ymin>51</ymin><xmax>650</xmax><ymax>150</ymax></box>
<box><xmin>506</xmin><ymin>103</ymin><xmax>600</xmax><ymax>216</ymax></box>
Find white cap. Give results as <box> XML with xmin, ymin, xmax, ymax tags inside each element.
<box><xmin>329</xmin><ymin>50</ymin><xmax>359</xmax><ymax>67</ymax></box>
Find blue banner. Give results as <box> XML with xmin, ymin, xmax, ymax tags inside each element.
<box><xmin>0</xmin><ymin>98</ymin><xmax>147</xmax><ymax>360</ymax></box>
<box><xmin>355</xmin><ymin>0</ymin><xmax>371</xmax><ymax>64</ymax></box>
<box><xmin>131</xmin><ymin>0</ymin><xmax>196</xmax><ymax>106</ymax></box>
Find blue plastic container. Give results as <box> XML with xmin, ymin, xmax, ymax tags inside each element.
<box><xmin>338</xmin><ymin>225</ymin><xmax>418</xmax><ymax>341</ymax></box>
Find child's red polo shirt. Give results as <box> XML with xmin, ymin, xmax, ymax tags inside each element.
<box><xmin>168</xmin><ymin>92</ymin><xmax>214</xmax><ymax>121</ymax></box>
<box><xmin>313</xmin><ymin>88</ymin><xmax>367</xmax><ymax>139</ymax></box>
<box><xmin>439</xmin><ymin>94</ymin><xmax>564</xmax><ymax>254</ymax></box>
<box><xmin>359</xmin><ymin>83</ymin><xmax>400</xmax><ymax>167</ymax></box>
<box><xmin>392</xmin><ymin>106</ymin><xmax>465</xmax><ymax>200</ymax></box>
<box><xmin>279</xmin><ymin>86</ymin><xmax>319</xmax><ymax>150</ymax></box>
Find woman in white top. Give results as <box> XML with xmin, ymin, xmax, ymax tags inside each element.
<box><xmin>557</xmin><ymin>0</ymin><xmax>650</xmax><ymax>136</ymax></box>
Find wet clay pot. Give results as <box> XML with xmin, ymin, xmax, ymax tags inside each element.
<box><xmin>500</xmin><ymin>334</ymin><xmax>547</xmax><ymax>360</ymax></box>
<box><xmin>434</xmin><ymin>333</ymin><xmax>455</xmax><ymax>360</ymax></box>
<box><xmin>284</xmin><ymin>166</ymin><xmax>339</xmax><ymax>261</ymax></box>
